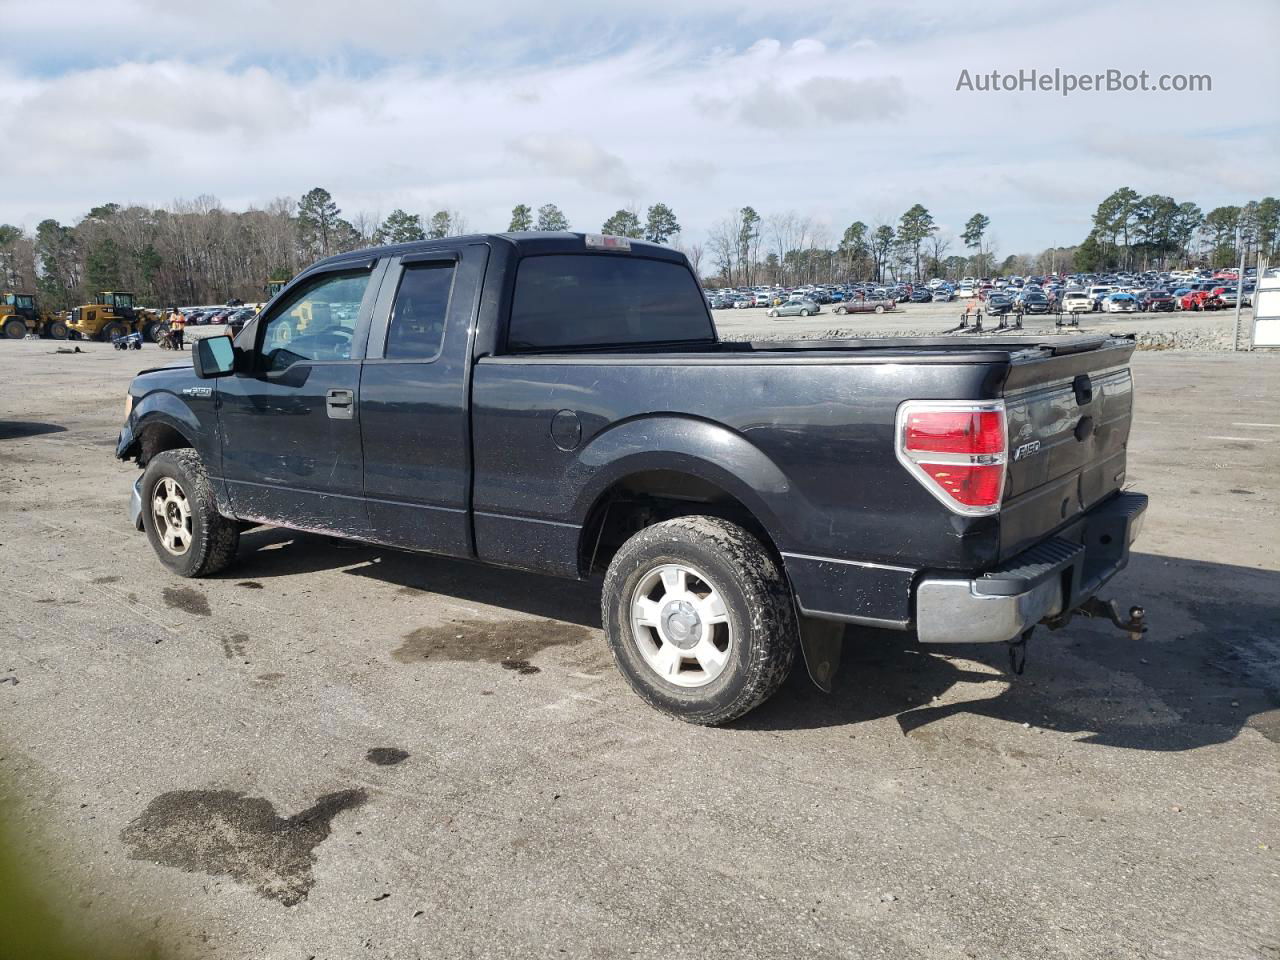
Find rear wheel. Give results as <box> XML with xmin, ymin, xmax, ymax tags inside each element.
<box><xmin>2</xmin><ymin>318</ymin><xmax>26</xmax><ymax>339</ymax></box>
<box><xmin>45</xmin><ymin>319</ymin><xmax>68</xmax><ymax>340</ymax></box>
<box><xmin>602</xmin><ymin>516</ymin><xmax>797</xmax><ymax>725</ymax></box>
<box><xmin>835</xmin><ymin>306</ymin><xmax>847</xmax><ymax>315</ymax></box>
<box><xmin>100</xmin><ymin>321</ymin><xmax>125</xmax><ymax>343</ymax></box>
<box><xmin>141</xmin><ymin>449</ymin><xmax>240</xmax><ymax>578</ymax></box>
<box><xmin>767</xmin><ymin>310</ymin><xmax>777</xmax><ymax>318</ymax></box>
<box><xmin>874</xmin><ymin>304</ymin><xmax>885</xmax><ymax>314</ymax></box>
<box><xmin>799</xmin><ymin>309</ymin><xmax>810</xmax><ymax>317</ymax></box>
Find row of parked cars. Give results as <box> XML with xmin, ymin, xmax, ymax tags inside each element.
<box><xmin>182</xmin><ymin>304</ymin><xmax>257</xmax><ymax>335</ymax></box>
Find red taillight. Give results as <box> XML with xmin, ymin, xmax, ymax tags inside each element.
<box><xmin>904</xmin><ymin>411</ymin><xmax>1005</xmax><ymax>455</ymax></box>
<box><xmin>897</xmin><ymin>401</ymin><xmax>1007</xmax><ymax>515</ymax></box>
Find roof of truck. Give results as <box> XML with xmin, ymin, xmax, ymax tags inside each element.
<box><xmin>310</xmin><ymin>232</ymin><xmax>684</xmax><ymax>273</ymax></box>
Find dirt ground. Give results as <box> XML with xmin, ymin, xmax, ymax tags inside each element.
<box><xmin>1</xmin><ymin>332</ymin><xmax>1277</xmax><ymax>960</ymax></box>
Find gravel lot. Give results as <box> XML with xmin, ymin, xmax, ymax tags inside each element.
<box><xmin>1</xmin><ymin>328</ymin><xmax>1277</xmax><ymax>960</ymax></box>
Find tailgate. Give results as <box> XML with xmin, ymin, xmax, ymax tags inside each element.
<box><xmin>999</xmin><ymin>338</ymin><xmax>1136</xmax><ymax>560</ymax></box>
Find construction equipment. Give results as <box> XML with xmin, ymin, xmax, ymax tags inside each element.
<box><xmin>258</xmin><ymin>278</ymin><xmax>311</xmax><ymax>342</ymax></box>
<box><xmin>1</xmin><ymin>291</ymin><xmax>69</xmax><ymax>339</ymax></box>
<box><xmin>65</xmin><ymin>292</ymin><xmax>166</xmax><ymax>343</ymax></box>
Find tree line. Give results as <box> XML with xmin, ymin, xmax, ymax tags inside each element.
<box><xmin>2</xmin><ymin>186</ymin><xmax>1275</xmax><ymax>309</ymax></box>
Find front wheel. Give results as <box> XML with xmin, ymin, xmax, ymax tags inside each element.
<box><xmin>602</xmin><ymin>516</ymin><xmax>797</xmax><ymax>725</ymax></box>
<box><xmin>2</xmin><ymin>318</ymin><xmax>26</xmax><ymax>339</ymax></box>
<box><xmin>767</xmin><ymin>310</ymin><xmax>777</xmax><ymax>318</ymax></box>
<box><xmin>45</xmin><ymin>319</ymin><xmax>68</xmax><ymax>340</ymax></box>
<box><xmin>874</xmin><ymin>304</ymin><xmax>885</xmax><ymax>314</ymax></box>
<box><xmin>834</xmin><ymin>306</ymin><xmax>847</xmax><ymax>315</ymax></box>
<box><xmin>140</xmin><ymin>449</ymin><xmax>240</xmax><ymax>577</ymax></box>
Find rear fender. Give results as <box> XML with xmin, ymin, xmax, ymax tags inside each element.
<box><xmin>570</xmin><ymin>414</ymin><xmax>799</xmax><ymax>551</ymax></box>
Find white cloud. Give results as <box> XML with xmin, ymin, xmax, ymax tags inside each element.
<box><xmin>1</xmin><ymin>0</ymin><xmax>1276</xmax><ymax>254</ymax></box>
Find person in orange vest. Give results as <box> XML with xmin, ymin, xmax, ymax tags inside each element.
<box><xmin>168</xmin><ymin>307</ymin><xmax>186</xmax><ymax>350</ymax></box>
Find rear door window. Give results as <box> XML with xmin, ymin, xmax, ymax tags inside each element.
<box><xmin>507</xmin><ymin>254</ymin><xmax>714</xmax><ymax>352</ymax></box>
<box><xmin>384</xmin><ymin>263</ymin><xmax>455</xmax><ymax>361</ymax></box>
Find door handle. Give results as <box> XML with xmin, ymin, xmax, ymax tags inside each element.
<box><xmin>326</xmin><ymin>388</ymin><xmax>355</xmax><ymax>420</ymax></box>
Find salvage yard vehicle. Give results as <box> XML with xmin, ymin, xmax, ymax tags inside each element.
<box><xmin>833</xmin><ymin>297</ymin><xmax>894</xmax><ymax>315</ymax></box>
<box><xmin>117</xmin><ymin>232</ymin><xmax>1147</xmax><ymax>725</ymax></box>
<box><xmin>1</xmin><ymin>290</ymin><xmax>69</xmax><ymax>339</ymax></box>
<box><xmin>766</xmin><ymin>299</ymin><xmax>820</xmax><ymax>318</ymax></box>
<box><xmin>67</xmin><ymin>291</ymin><xmax>166</xmax><ymax>342</ymax></box>
<box><xmin>1062</xmin><ymin>291</ymin><xmax>1094</xmax><ymax>314</ymax></box>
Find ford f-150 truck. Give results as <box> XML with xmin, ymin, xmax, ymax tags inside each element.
<box><xmin>117</xmin><ymin>232</ymin><xmax>1147</xmax><ymax>724</ymax></box>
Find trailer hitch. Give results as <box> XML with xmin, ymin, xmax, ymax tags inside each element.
<box><xmin>1074</xmin><ymin>598</ymin><xmax>1147</xmax><ymax>642</ymax></box>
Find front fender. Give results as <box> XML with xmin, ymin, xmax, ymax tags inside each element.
<box><xmin>569</xmin><ymin>414</ymin><xmax>801</xmax><ymax>549</ymax></box>
<box><xmin>116</xmin><ymin>391</ymin><xmax>204</xmax><ymax>462</ymax></box>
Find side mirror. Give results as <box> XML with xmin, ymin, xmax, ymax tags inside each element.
<box><xmin>193</xmin><ymin>335</ymin><xmax>236</xmax><ymax>379</ymax></box>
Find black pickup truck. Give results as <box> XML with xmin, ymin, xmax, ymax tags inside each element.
<box><xmin>117</xmin><ymin>232</ymin><xmax>1146</xmax><ymax>724</ymax></box>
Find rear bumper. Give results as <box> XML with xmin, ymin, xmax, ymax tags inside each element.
<box><xmin>915</xmin><ymin>491</ymin><xmax>1147</xmax><ymax>644</ymax></box>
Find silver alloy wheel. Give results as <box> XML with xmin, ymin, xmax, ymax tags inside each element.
<box><xmin>629</xmin><ymin>563</ymin><xmax>732</xmax><ymax>688</ymax></box>
<box><xmin>151</xmin><ymin>476</ymin><xmax>192</xmax><ymax>556</ymax></box>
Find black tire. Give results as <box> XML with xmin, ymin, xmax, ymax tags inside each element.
<box><xmin>140</xmin><ymin>449</ymin><xmax>240</xmax><ymax>578</ymax></box>
<box><xmin>2</xmin><ymin>318</ymin><xmax>26</xmax><ymax>340</ymax></box>
<box><xmin>100</xmin><ymin>321</ymin><xmax>126</xmax><ymax>343</ymax></box>
<box><xmin>874</xmin><ymin>304</ymin><xmax>885</xmax><ymax>314</ymax></box>
<box><xmin>45</xmin><ymin>319</ymin><xmax>68</xmax><ymax>340</ymax></box>
<box><xmin>601</xmin><ymin>516</ymin><xmax>797</xmax><ymax>725</ymax></box>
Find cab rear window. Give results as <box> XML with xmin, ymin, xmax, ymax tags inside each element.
<box><xmin>506</xmin><ymin>254</ymin><xmax>714</xmax><ymax>352</ymax></box>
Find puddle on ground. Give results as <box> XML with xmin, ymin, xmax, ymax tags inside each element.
<box><xmin>121</xmin><ymin>788</ymin><xmax>366</xmax><ymax>906</ymax></box>
<box><xmin>393</xmin><ymin>618</ymin><xmax>589</xmax><ymax>671</ymax></box>
<box><xmin>366</xmin><ymin>747</ymin><xmax>409</xmax><ymax>766</ymax></box>
<box><xmin>162</xmin><ymin>587</ymin><xmax>211</xmax><ymax>616</ymax></box>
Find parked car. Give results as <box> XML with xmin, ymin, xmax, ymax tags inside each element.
<box><xmin>1141</xmin><ymin>290</ymin><xmax>1176</xmax><ymax>312</ymax></box>
<box><xmin>1062</xmin><ymin>292</ymin><xmax>1093</xmax><ymax>314</ymax></box>
<box><xmin>931</xmin><ymin>289</ymin><xmax>953</xmax><ymax>302</ymax></box>
<box><xmin>986</xmin><ymin>294</ymin><xmax>1014</xmax><ymax>316</ymax></box>
<box><xmin>1021</xmin><ymin>292</ymin><xmax>1052</xmax><ymax>314</ymax></box>
<box><xmin>766</xmin><ymin>299</ymin><xmax>820</xmax><ymax>318</ymax></box>
<box><xmin>832</xmin><ymin>297</ymin><xmax>895</xmax><ymax>315</ymax></box>
<box><xmin>116</xmin><ymin>231</ymin><xmax>1147</xmax><ymax>725</ymax></box>
<box><xmin>909</xmin><ymin>289</ymin><xmax>933</xmax><ymax>303</ymax></box>
<box><xmin>1103</xmin><ymin>293</ymin><xmax>1139</xmax><ymax>314</ymax></box>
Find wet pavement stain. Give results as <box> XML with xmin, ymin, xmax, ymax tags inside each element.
<box><xmin>253</xmin><ymin>672</ymin><xmax>285</xmax><ymax>689</ymax></box>
<box><xmin>393</xmin><ymin>618</ymin><xmax>589</xmax><ymax>671</ymax></box>
<box><xmin>162</xmin><ymin>587</ymin><xmax>211</xmax><ymax>616</ymax></box>
<box><xmin>91</xmin><ymin>575</ymin><xmax>121</xmax><ymax>584</ymax></box>
<box><xmin>121</xmin><ymin>788</ymin><xmax>367</xmax><ymax>906</ymax></box>
<box><xmin>221</xmin><ymin>634</ymin><xmax>250</xmax><ymax>660</ymax></box>
<box><xmin>366</xmin><ymin>747</ymin><xmax>410</xmax><ymax>766</ymax></box>
<box><xmin>236</xmin><ymin>581</ymin><xmax>264</xmax><ymax>590</ymax></box>
<box><xmin>501</xmin><ymin>659</ymin><xmax>541</xmax><ymax>675</ymax></box>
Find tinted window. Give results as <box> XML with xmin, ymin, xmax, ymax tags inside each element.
<box><xmin>261</xmin><ymin>270</ymin><xmax>370</xmax><ymax>371</ymax></box>
<box><xmin>385</xmin><ymin>263</ymin><xmax>455</xmax><ymax>360</ymax></box>
<box><xmin>507</xmin><ymin>254</ymin><xmax>714</xmax><ymax>352</ymax></box>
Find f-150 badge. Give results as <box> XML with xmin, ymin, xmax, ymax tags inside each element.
<box><xmin>181</xmin><ymin>387</ymin><xmax>213</xmax><ymax>398</ymax></box>
<box><xmin>1013</xmin><ymin>440</ymin><xmax>1041</xmax><ymax>461</ymax></box>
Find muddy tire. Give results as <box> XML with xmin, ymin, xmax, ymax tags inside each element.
<box><xmin>140</xmin><ymin>449</ymin><xmax>240</xmax><ymax>578</ymax></box>
<box><xmin>100</xmin><ymin>321</ymin><xmax>126</xmax><ymax>343</ymax></box>
<box><xmin>602</xmin><ymin>516</ymin><xmax>797</xmax><ymax>726</ymax></box>
<box><xmin>45</xmin><ymin>319</ymin><xmax>68</xmax><ymax>340</ymax></box>
<box><xmin>2</xmin><ymin>318</ymin><xmax>26</xmax><ymax>339</ymax></box>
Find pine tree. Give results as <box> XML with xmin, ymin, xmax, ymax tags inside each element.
<box><xmin>374</xmin><ymin>209</ymin><xmax>425</xmax><ymax>245</ymax></box>
<box><xmin>644</xmin><ymin>203</ymin><xmax>680</xmax><ymax>244</ymax></box>
<box><xmin>297</xmin><ymin>187</ymin><xmax>341</xmax><ymax>258</ymax></box>
<box><xmin>536</xmin><ymin>204</ymin><xmax>569</xmax><ymax>231</ymax></box>
<box><xmin>602</xmin><ymin>208</ymin><xmax>643</xmax><ymax>238</ymax></box>
<box><xmin>508</xmin><ymin>204</ymin><xmax>533</xmax><ymax>232</ymax></box>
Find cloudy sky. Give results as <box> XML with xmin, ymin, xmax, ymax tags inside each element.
<box><xmin>2</xmin><ymin>0</ymin><xmax>1276</xmax><ymax>254</ymax></box>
